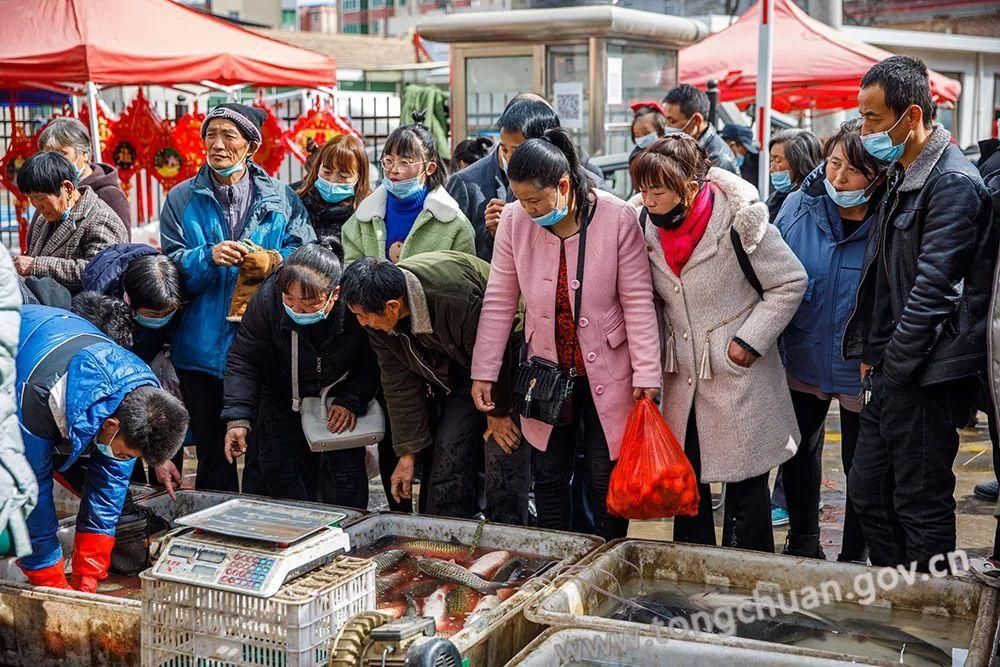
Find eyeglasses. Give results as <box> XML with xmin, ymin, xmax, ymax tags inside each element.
<box><xmin>380</xmin><ymin>156</ymin><xmax>424</xmax><ymax>171</ymax></box>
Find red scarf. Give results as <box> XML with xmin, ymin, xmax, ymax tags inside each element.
<box><xmin>658</xmin><ymin>185</ymin><xmax>714</xmax><ymax>277</ymax></box>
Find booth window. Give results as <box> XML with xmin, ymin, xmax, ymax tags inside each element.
<box><xmin>605</xmin><ymin>43</ymin><xmax>677</xmax><ymax>155</ymax></box>
<box><xmin>465</xmin><ymin>56</ymin><xmax>533</xmax><ymax>137</ymax></box>
<box><xmin>547</xmin><ymin>44</ymin><xmax>590</xmax><ymax>153</ymax></box>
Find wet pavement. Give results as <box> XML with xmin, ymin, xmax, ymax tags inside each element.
<box><xmin>629</xmin><ymin>407</ymin><xmax>999</xmax><ymax>560</ymax></box>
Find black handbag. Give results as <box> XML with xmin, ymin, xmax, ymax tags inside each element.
<box><xmin>513</xmin><ymin>201</ymin><xmax>594</xmax><ymax>426</ymax></box>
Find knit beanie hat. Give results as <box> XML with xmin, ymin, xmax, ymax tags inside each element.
<box><xmin>201</xmin><ymin>103</ymin><xmax>266</xmax><ymax>144</ymax></box>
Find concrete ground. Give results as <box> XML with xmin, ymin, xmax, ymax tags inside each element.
<box><xmin>628</xmin><ymin>408</ymin><xmax>999</xmax><ymax>560</ymax></box>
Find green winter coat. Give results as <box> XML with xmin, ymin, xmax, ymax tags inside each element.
<box><xmin>342</xmin><ymin>185</ymin><xmax>476</xmax><ymax>264</ymax></box>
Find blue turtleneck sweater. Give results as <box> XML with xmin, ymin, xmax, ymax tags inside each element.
<box><xmin>385</xmin><ymin>187</ymin><xmax>428</xmax><ymax>252</ymax></box>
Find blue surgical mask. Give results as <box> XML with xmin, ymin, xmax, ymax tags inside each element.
<box><xmin>315</xmin><ymin>178</ymin><xmax>355</xmax><ymax>204</ymax></box>
<box><xmin>383</xmin><ymin>176</ymin><xmax>425</xmax><ymax>200</ymax></box>
<box><xmin>823</xmin><ymin>178</ymin><xmax>870</xmax><ymax>208</ymax></box>
<box><xmin>635</xmin><ymin>133</ymin><xmax>658</xmax><ymax>149</ymax></box>
<box><xmin>134</xmin><ymin>310</ymin><xmax>176</xmax><ymax>329</ymax></box>
<box><xmin>861</xmin><ymin>113</ymin><xmax>908</xmax><ymax>163</ymax></box>
<box><xmin>283</xmin><ymin>292</ymin><xmax>334</xmax><ymax>326</ymax></box>
<box><xmin>771</xmin><ymin>170</ymin><xmax>794</xmax><ymax>193</ymax></box>
<box><xmin>530</xmin><ymin>190</ymin><xmax>569</xmax><ymax>228</ymax></box>
<box><xmin>73</xmin><ymin>161</ymin><xmax>84</xmax><ymax>180</ymax></box>
<box><xmin>210</xmin><ymin>146</ymin><xmax>252</xmax><ymax>178</ymax></box>
<box><xmin>95</xmin><ymin>429</ymin><xmax>133</xmax><ymax>461</ymax></box>
<box><xmin>735</xmin><ymin>153</ymin><xmax>745</xmax><ymax>168</ymax></box>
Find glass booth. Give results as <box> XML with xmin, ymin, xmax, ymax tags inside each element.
<box><xmin>417</xmin><ymin>5</ymin><xmax>706</xmax><ymax>157</ymax></box>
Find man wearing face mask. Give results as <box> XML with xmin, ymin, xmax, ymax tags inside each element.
<box><xmin>17</xmin><ymin>152</ymin><xmax>129</xmax><ymax>293</ymax></box>
<box><xmin>844</xmin><ymin>56</ymin><xmax>998</xmax><ymax>570</ymax></box>
<box><xmin>14</xmin><ymin>305</ymin><xmax>187</xmax><ymax>591</ymax></box>
<box><xmin>160</xmin><ymin>103</ymin><xmax>314</xmax><ymax>493</ymax></box>
<box><xmin>661</xmin><ymin>84</ymin><xmax>739</xmax><ymax>175</ymax></box>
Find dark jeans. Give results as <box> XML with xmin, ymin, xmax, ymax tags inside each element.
<box><xmin>257</xmin><ymin>444</ymin><xmax>367</xmax><ymax>509</ymax></box>
<box><xmin>176</xmin><ymin>370</ymin><xmax>238</xmax><ymax>492</ymax></box>
<box><xmin>849</xmin><ymin>373</ymin><xmax>977</xmax><ymax>569</ymax></box>
<box><xmin>377</xmin><ymin>395</ymin><xmax>412</xmax><ymax>513</ymax></box>
<box><xmin>416</xmin><ymin>385</ymin><xmax>531</xmax><ymax>524</ymax></box>
<box><xmin>674</xmin><ymin>408</ymin><xmax>773</xmax><ymax>552</ymax></box>
<box><xmin>531</xmin><ymin>379</ymin><xmax>627</xmax><ymax>541</ymax></box>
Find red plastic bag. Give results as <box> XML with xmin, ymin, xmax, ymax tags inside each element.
<box><xmin>607</xmin><ymin>397</ymin><xmax>700</xmax><ymax>520</ymax></box>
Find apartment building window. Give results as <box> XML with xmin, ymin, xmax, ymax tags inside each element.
<box><xmin>372</xmin><ymin>0</ymin><xmax>385</xmax><ymax>8</ymax></box>
<box><xmin>343</xmin><ymin>0</ymin><xmax>361</xmax><ymax>12</ymax></box>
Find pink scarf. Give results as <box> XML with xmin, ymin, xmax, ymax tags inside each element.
<box><xmin>658</xmin><ymin>186</ymin><xmax>715</xmax><ymax>277</ymax></box>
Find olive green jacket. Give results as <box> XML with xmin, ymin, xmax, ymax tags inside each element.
<box><xmin>365</xmin><ymin>251</ymin><xmax>522</xmax><ymax>456</ymax></box>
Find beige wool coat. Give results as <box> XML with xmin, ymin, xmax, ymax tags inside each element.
<box><xmin>646</xmin><ymin>167</ymin><xmax>807</xmax><ymax>483</ymax></box>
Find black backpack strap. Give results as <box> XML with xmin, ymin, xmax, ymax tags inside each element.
<box><xmin>639</xmin><ymin>207</ymin><xmax>647</xmax><ymax>232</ymax></box>
<box><xmin>730</xmin><ymin>227</ymin><xmax>764</xmax><ymax>299</ymax></box>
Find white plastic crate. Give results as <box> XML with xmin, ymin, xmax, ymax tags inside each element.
<box><xmin>141</xmin><ymin>556</ymin><xmax>376</xmax><ymax>667</ymax></box>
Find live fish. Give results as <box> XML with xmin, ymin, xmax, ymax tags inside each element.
<box><xmin>492</xmin><ymin>558</ymin><xmax>526</xmax><ymax>583</ymax></box>
<box><xmin>421</xmin><ymin>585</ymin><xmax>450</xmax><ymax>624</ymax></box>
<box><xmin>398</xmin><ymin>538</ymin><xmax>468</xmax><ymax>559</ymax></box>
<box><xmin>376</xmin><ymin>567</ymin><xmax>415</xmax><ymax>596</ymax></box>
<box><xmin>415</xmin><ymin>557</ymin><xmax>501</xmax><ymax>595</ymax></box>
<box><xmin>468</xmin><ymin>550</ymin><xmax>511</xmax><ymax>579</ymax></box>
<box><xmin>446</xmin><ymin>585</ymin><xmax>478</xmax><ymax>616</ymax></box>
<box><xmin>372</xmin><ymin>549</ymin><xmax>407</xmax><ymax>574</ymax></box>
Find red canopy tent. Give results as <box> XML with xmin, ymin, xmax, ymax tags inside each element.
<box><xmin>678</xmin><ymin>0</ymin><xmax>960</xmax><ymax>113</ymax></box>
<box><xmin>0</xmin><ymin>0</ymin><xmax>337</xmax><ymax>90</ymax></box>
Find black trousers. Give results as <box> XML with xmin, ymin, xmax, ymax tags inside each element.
<box><xmin>176</xmin><ymin>370</ymin><xmax>238</xmax><ymax>492</ymax></box>
<box><xmin>849</xmin><ymin>373</ymin><xmax>977</xmax><ymax>569</ymax></box>
<box><xmin>414</xmin><ymin>384</ymin><xmax>530</xmax><ymax>524</ymax></box>
<box><xmin>673</xmin><ymin>408</ymin><xmax>773</xmax><ymax>552</ymax></box>
<box><xmin>531</xmin><ymin>379</ymin><xmax>627</xmax><ymax>541</ymax></box>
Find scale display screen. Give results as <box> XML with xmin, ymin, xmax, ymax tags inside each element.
<box><xmin>192</xmin><ymin>565</ymin><xmax>216</xmax><ymax>577</ymax></box>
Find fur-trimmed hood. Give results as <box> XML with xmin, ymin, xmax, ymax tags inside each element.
<box><xmin>355</xmin><ymin>184</ymin><xmax>462</xmax><ymax>224</ymax></box>
<box><xmin>707</xmin><ymin>166</ymin><xmax>770</xmax><ymax>254</ymax></box>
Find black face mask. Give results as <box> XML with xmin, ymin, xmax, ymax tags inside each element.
<box><xmin>645</xmin><ymin>201</ymin><xmax>686</xmax><ymax>230</ymax></box>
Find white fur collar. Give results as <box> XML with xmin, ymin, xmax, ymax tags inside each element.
<box><xmin>707</xmin><ymin>166</ymin><xmax>769</xmax><ymax>254</ymax></box>
<box><xmin>354</xmin><ymin>184</ymin><xmax>462</xmax><ymax>223</ymax></box>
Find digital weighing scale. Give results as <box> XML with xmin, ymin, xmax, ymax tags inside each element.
<box><xmin>149</xmin><ymin>498</ymin><xmax>351</xmax><ymax>597</ymax></box>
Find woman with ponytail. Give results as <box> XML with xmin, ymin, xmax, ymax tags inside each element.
<box><xmin>631</xmin><ymin>134</ymin><xmax>807</xmax><ymax>552</ymax></box>
<box><xmin>221</xmin><ymin>238</ymin><xmax>378</xmax><ymax>508</ymax></box>
<box><xmin>342</xmin><ymin>111</ymin><xmax>475</xmax><ymax>264</ymax></box>
<box><xmin>471</xmin><ymin>128</ymin><xmax>661</xmax><ymax>540</ymax></box>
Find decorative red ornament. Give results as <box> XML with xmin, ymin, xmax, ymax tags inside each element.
<box><xmin>0</xmin><ymin>120</ymin><xmax>37</xmax><ymax>252</ymax></box>
<box><xmin>103</xmin><ymin>89</ymin><xmax>170</xmax><ymax>188</ymax></box>
<box><xmin>250</xmin><ymin>100</ymin><xmax>288</xmax><ymax>177</ymax></box>
<box><xmin>153</xmin><ymin>108</ymin><xmax>206</xmax><ymax>192</ymax></box>
<box><xmin>77</xmin><ymin>100</ymin><xmax>118</xmax><ymax>157</ymax></box>
<box><xmin>285</xmin><ymin>104</ymin><xmax>360</xmax><ymax>164</ymax></box>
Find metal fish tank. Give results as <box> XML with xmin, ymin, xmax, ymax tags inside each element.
<box><xmin>524</xmin><ymin>539</ymin><xmax>999</xmax><ymax>666</ymax></box>
<box><xmin>344</xmin><ymin>512</ymin><xmax>604</xmax><ymax>666</ymax></box>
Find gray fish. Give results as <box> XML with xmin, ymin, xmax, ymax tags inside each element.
<box><xmin>376</xmin><ymin>567</ymin><xmax>414</xmax><ymax>596</ymax></box>
<box><xmin>415</xmin><ymin>557</ymin><xmax>501</xmax><ymax>595</ymax></box>
<box><xmin>372</xmin><ymin>549</ymin><xmax>407</xmax><ymax>574</ymax></box>
<box><xmin>492</xmin><ymin>558</ymin><xmax>525</xmax><ymax>583</ymax></box>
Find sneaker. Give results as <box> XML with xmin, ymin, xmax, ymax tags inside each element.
<box><xmin>771</xmin><ymin>505</ymin><xmax>789</xmax><ymax>527</ymax></box>
<box><xmin>974</xmin><ymin>480</ymin><xmax>999</xmax><ymax>502</ymax></box>
<box><xmin>969</xmin><ymin>557</ymin><xmax>1000</xmax><ymax>588</ymax></box>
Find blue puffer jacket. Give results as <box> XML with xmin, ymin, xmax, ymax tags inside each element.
<box><xmin>81</xmin><ymin>243</ymin><xmax>159</xmax><ymax>297</ymax></box>
<box><xmin>775</xmin><ymin>165</ymin><xmax>874</xmax><ymax>396</ymax></box>
<box><xmin>15</xmin><ymin>306</ymin><xmax>158</xmax><ymax>570</ymax></box>
<box><xmin>160</xmin><ymin>162</ymin><xmax>314</xmax><ymax>377</ymax></box>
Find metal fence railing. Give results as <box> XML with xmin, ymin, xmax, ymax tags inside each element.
<box><xmin>0</xmin><ymin>91</ymin><xmax>401</xmax><ymax>250</ymax></box>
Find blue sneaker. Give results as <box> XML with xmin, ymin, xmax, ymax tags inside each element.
<box><xmin>771</xmin><ymin>505</ymin><xmax>789</xmax><ymax>527</ymax></box>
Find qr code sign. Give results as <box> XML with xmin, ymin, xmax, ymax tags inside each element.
<box><xmin>555</xmin><ymin>92</ymin><xmax>580</xmax><ymax>121</ymax></box>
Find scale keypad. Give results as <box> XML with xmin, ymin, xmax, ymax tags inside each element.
<box><xmin>220</xmin><ymin>554</ymin><xmax>275</xmax><ymax>591</ymax></box>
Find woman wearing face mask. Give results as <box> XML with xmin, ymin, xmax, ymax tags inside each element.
<box><xmin>343</xmin><ymin>111</ymin><xmax>475</xmax><ymax>264</ymax></box>
<box><xmin>633</xmin><ymin>135</ymin><xmax>807</xmax><ymax>553</ymax></box>
<box><xmin>767</xmin><ymin>129</ymin><xmax>823</xmax><ymax>222</ymax></box>
<box><xmin>296</xmin><ymin>135</ymin><xmax>371</xmax><ymax>241</ymax></box>
<box><xmin>773</xmin><ymin>119</ymin><xmax>886</xmax><ymax>561</ymax></box>
<box><xmin>221</xmin><ymin>240</ymin><xmax>378</xmax><ymax>507</ymax></box>
<box><xmin>471</xmin><ymin>128</ymin><xmax>661</xmax><ymax>540</ymax></box>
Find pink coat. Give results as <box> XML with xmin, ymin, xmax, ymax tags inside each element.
<box><xmin>471</xmin><ymin>190</ymin><xmax>661</xmax><ymax>459</ymax></box>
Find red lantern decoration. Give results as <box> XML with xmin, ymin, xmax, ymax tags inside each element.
<box><xmin>285</xmin><ymin>103</ymin><xmax>360</xmax><ymax>164</ymax></box>
<box><xmin>0</xmin><ymin>121</ymin><xmax>37</xmax><ymax>251</ymax></box>
<box><xmin>251</xmin><ymin>100</ymin><xmax>287</xmax><ymax>177</ymax></box>
<box><xmin>104</xmin><ymin>89</ymin><xmax>170</xmax><ymax>190</ymax></box>
<box><xmin>153</xmin><ymin>108</ymin><xmax>206</xmax><ymax>192</ymax></box>
<box><xmin>77</xmin><ymin>100</ymin><xmax>118</xmax><ymax>157</ymax></box>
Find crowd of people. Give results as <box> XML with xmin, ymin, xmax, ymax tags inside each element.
<box><xmin>3</xmin><ymin>53</ymin><xmax>1000</xmax><ymax>592</ymax></box>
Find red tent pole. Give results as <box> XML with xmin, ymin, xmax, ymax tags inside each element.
<box><xmin>755</xmin><ymin>0</ymin><xmax>774</xmax><ymax>198</ymax></box>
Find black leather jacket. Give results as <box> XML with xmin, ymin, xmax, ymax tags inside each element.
<box><xmin>699</xmin><ymin>125</ymin><xmax>740</xmax><ymax>174</ymax></box>
<box><xmin>844</xmin><ymin>126</ymin><xmax>998</xmax><ymax>387</ymax></box>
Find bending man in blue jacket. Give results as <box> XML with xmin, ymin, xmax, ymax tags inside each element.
<box><xmin>16</xmin><ymin>306</ymin><xmax>188</xmax><ymax>591</ymax></box>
